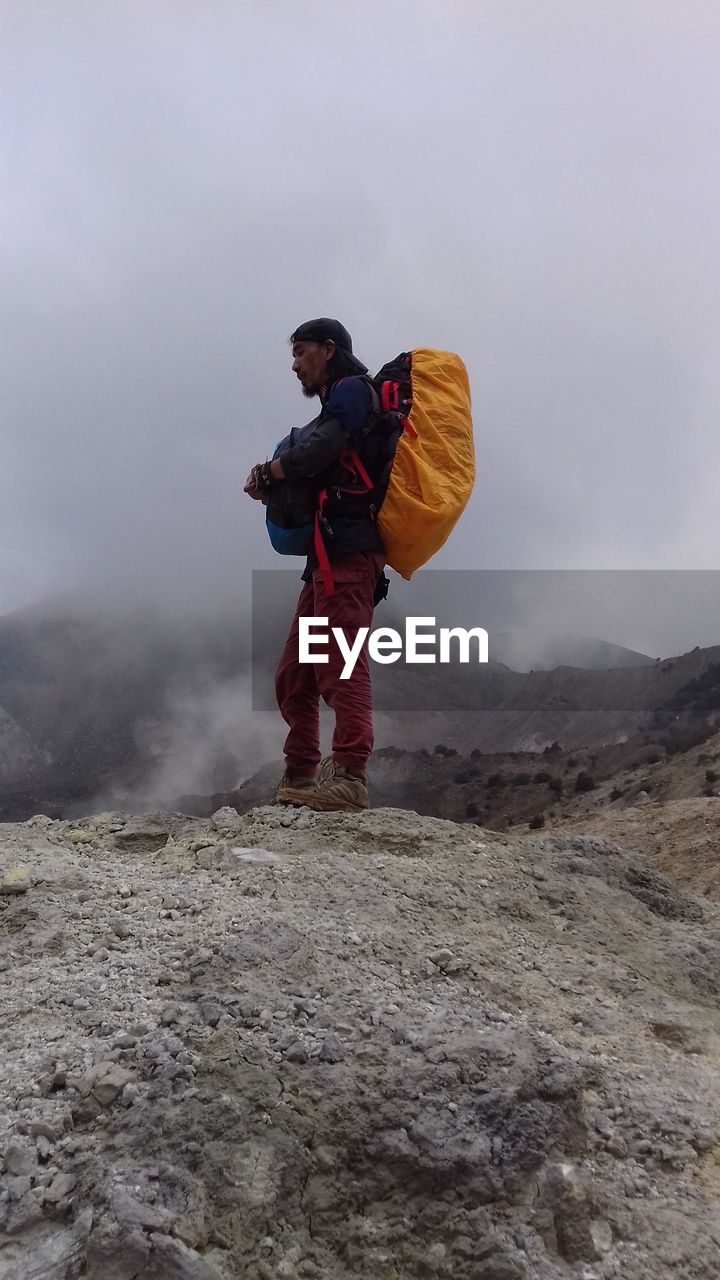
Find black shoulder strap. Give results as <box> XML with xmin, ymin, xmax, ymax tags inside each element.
<box><xmin>359</xmin><ymin>376</ymin><xmax>382</xmax><ymax>439</ymax></box>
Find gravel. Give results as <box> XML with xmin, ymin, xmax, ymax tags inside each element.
<box><xmin>1</xmin><ymin>804</ymin><xmax>720</xmax><ymax>1278</ymax></box>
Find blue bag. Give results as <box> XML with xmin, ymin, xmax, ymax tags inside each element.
<box><xmin>264</xmin><ymin>423</ymin><xmax>318</xmax><ymax>556</ymax></box>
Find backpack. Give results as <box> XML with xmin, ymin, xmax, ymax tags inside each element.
<box><xmin>264</xmin><ymin>386</ymin><xmax>399</xmax><ymax>585</ymax></box>
<box><xmin>373</xmin><ymin>349</ymin><xmax>475</xmax><ymax>579</ymax></box>
<box><xmin>264</xmin><ymin>349</ymin><xmax>474</xmax><ymax>587</ymax></box>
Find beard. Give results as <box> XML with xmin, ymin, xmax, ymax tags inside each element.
<box><xmin>302</xmin><ymin>382</ymin><xmax>320</xmax><ymax>398</ymax></box>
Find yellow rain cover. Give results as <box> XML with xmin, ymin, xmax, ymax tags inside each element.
<box><xmin>378</xmin><ymin>349</ymin><xmax>474</xmax><ymax>579</ymax></box>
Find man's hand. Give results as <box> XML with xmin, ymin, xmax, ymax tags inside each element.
<box><xmin>244</xmin><ymin>465</ymin><xmax>267</xmax><ymax>500</ymax></box>
<box><xmin>243</xmin><ymin>458</ymin><xmax>286</xmax><ymax>499</ymax></box>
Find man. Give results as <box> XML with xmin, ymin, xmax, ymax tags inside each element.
<box><xmin>244</xmin><ymin>319</ymin><xmax>390</xmax><ymax>813</ymax></box>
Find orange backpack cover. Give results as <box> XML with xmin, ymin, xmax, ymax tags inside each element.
<box><xmin>375</xmin><ymin>348</ymin><xmax>475</xmax><ymax>579</ymax></box>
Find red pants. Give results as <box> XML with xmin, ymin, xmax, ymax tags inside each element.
<box><xmin>275</xmin><ymin>552</ymin><xmax>385</xmax><ymax>778</ymax></box>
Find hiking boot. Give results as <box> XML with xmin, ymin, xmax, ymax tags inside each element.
<box><xmin>300</xmin><ymin>760</ymin><xmax>369</xmax><ymax>813</ymax></box>
<box><xmin>275</xmin><ymin>770</ymin><xmax>316</xmax><ymax>806</ymax></box>
<box><xmin>318</xmin><ymin>754</ymin><xmax>338</xmax><ymax>784</ymax></box>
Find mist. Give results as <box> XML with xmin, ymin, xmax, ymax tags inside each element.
<box><xmin>2</xmin><ymin>2</ymin><xmax>720</xmax><ymax>803</ymax></box>
<box><xmin>3</xmin><ymin>2</ymin><xmax>720</xmax><ymax>615</ymax></box>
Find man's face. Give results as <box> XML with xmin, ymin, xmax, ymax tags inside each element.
<box><xmin>291</xmin><ymin>339</ymin><xmax>334</xmax><ymax>398</ymax></box>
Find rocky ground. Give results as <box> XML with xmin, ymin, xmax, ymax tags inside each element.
<box><xmin>544</xmin><ymin>795</ymin><xmax>720</xmax><ymax>899</ymax></box>
<box><xmin>2</xmin><ymin>802</ymin><xmax>720</xmax><ymax>1278</ymax></box>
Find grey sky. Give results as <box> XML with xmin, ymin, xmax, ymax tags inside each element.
<box><xmin>2</xmin><ymin>1</ymin><xmax>720</xmax><ymax>622</ymax></box>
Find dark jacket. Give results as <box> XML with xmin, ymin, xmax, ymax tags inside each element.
<box><xmin>278</xmin><ymin>376</ymin><xmax>390</xmax><ymax>577</ymax></box>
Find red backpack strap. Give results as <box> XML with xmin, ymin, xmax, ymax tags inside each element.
<box><xmin>337</xmin><ymin>448</ymin><xmax>374</xmax><ymax>490</ymax></box>
<box><xmin>314</xmin><ymin>489</ymin><xmax>335</xmax><ymax>595</ymax></box>
<box><xmin>338</xmin><ymin>449</ymin><xmax>360</xmax><ymax>484</ymax></box>
<box><xmin>381</xmin><ymin>381</ymin><xmax>400</xmax><ymax>412</ymax></box>
<box><xmin>350</xmin><ymin>448</ymin><xmax>373</xmax><ymax>488</ymax></box>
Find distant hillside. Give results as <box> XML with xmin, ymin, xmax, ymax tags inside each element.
<box><xmin>0</xmin><ymin>592</ymin><xmax>718</xmax><ymax>820</ymax></box>
<box><xmin>372</xmin><ymin>644</ymin><xmax>720</xmax><ymax>754</ymax></box>
<box><xmin>179</xmin><ymin>724</ymin><xmax>720</xmax><ymax>835</ymax></box>
<box><xmin>0</xmin><ymin>706</ymin><xmax>47</xmax><ymax>787</ymax></box>
<box><xmin>0</xmin><ymin>596</ymin><xmax>251</xmax><ymax>818</ymax></box>
<box><xmin>488</xmin><ymin>630</ymin><xmax>655</xmax><ymax>671</ymax></box>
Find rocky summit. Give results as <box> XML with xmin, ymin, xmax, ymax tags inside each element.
<box><xmin>1</xmin><ymin>802</ymin><xmax>720</xmax><ymax>1278</ymax></box>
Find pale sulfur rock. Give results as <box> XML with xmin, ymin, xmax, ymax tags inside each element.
<box><xmin>1</xmin><ymin>867</ymin><xmax>29</xmax><ymax>894</ymax></box>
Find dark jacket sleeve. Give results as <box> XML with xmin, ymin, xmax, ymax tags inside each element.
<box><xmin>279</xmin><ymin>415</ymin><xmax>351</xmax><ymax>482</ymax></box>
<box><xmin>278</xmin><ymin>378</ymin><xmax>371</xmax><ymax>483</ymax></box>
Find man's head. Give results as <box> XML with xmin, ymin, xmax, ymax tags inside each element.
<box><xmin>290</xmin><ymin>318</ymin><xmax>368</xmax><ymax>398</ymax></box>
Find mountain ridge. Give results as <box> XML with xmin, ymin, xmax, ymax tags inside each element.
<box><xmin>0</xmin><ymin>594</ymin><xmax>718</xmax><ymax>820</ymax></box>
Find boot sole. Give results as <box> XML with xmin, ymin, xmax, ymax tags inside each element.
<box><xmin>291</xmin><ymin>792</ymin><xmax>369</xmax><ymax>814</ymax></box>
<box><xmin>275</xmin><ymin>790</ymin><xmax>314</xmax><ymax>807</ymax></box>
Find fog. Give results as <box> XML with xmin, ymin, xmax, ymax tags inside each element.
<box><xmin>2</xmin><ymin>1</ymin><xmax>720</xmax><ymax>640</ymax></box>
<box><xmin>2</xmin><ymin>2</ymin><xmax>720</xmax><ymax>808</ymax></box>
